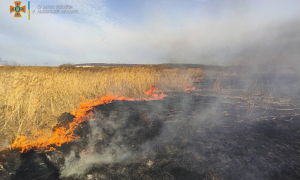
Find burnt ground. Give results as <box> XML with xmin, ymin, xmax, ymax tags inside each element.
<box><xmin>1</xmin><ymin>74</ymin><xmax>300</xmax><ymax>180</ymax></box>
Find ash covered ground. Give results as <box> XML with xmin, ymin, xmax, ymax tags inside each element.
<box><xmin>1</xmin><ymin>73</ymin><xmax>300</xmax><ymax>180</ymax></box>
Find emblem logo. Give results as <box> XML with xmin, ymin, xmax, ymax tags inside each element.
<box><xmin>10</xmin><ymin>1</ymin><xmax>26</xmax><ymax>17</ymax></box>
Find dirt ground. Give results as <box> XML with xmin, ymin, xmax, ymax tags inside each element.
<box><xmin>1</xmin><ymin>73</ymin><xmax>300</xmax><ymax>180</ymax></box>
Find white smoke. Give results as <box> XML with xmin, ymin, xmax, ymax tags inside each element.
<box><xmin>61</xmin><ymin>112</ymin><xmax>134</xmax><ymax>177</ymax></box>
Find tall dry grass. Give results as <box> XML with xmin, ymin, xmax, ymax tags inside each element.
<box><xmin>0</xmin><ymin>65</ymin><xmax>203</xmax><ymax>147</ymax></box>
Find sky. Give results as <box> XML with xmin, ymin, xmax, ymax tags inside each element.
<box><xmin>0</xmin><ymin>0</ymin><xmax>299</xmax><ymax>66</ymax></box>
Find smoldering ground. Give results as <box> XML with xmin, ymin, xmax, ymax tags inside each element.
<box><xmin>60</xmin><ymin>100</ymin><xmax>166</xmax><ymax>178</ymax></box>
<box><xmin>55</xmin><ymin>89</ymin><xmax>300</xmax><ymax>180</ymax></box>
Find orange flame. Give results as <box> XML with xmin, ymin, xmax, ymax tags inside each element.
<box><xmin>10</xmin><ymin>86</ymin><xmax>166</xmax><ymax>153</ymax></box>
<box><xmin>144</xmin><ymin>85</ymin><xmax>155</xmax><ymax>95</ymax></box>
<box><xmin>184</xmin><ymin>76</ymin><xmax>203</xmax><ymax>93</ymax></box>
<box><xmin>185</xmin><ymin>87</ymin><xmax>196</xmax><ymax>93</ymax></box>
<box><xmin>194</xmin><ymin>76</ymin><xmax>203</xmax><ymax>82</ymax></box>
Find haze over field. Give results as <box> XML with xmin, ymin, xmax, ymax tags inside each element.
<box><xmin>0</xmin><ymin>0</ymin><xmax>299</xmax><ymax>66</ymax></box>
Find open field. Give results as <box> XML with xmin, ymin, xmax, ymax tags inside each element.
<box><xmin>0</xmin><ymin>65</ymin><xmax>203</xmax><ymax>147</ymax></box>
<box><xmin>1</xmin><ymin>65</ymin><xmax>300</xmax><ymax>179</ymax></box>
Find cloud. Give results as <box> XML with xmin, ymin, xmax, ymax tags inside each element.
<box><xmin>0</xmin><ymin>0</ymin><xmax>299</xmax><ymax>65</ymax></box>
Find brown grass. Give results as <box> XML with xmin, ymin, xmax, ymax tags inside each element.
<box><xmin>0</xmin><ymin>65</ymin><xmax>203</xmax><ymax>147</ymax></box>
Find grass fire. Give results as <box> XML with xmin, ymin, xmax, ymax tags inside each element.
<box><xmin>10</xmin><ymin>85</ymin><xmax>166</xmax><ymax>153</ymax></box>
<box><xmin>0</xmin><ymin>64</ymin><xmax>300</xmax><ymax>180</ymax></box>
<box><xmin>0</xmin><ymin>66</ymin><xmax>202</xmax><ymax>145</ymax></box>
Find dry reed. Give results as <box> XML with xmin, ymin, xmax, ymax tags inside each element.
<box><xmin>0</xmin><ymin>65</ymin><xmax>203</xmax><ymax>147</ymax></box>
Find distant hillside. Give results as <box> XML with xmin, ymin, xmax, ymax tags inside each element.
<box><xmin>75</xmin><ymin>63</ymin><xmax>240</xmax><ymax>71</ymax></box>
<box><xmin>75</xmin><ymin>63</ymin><xmax>140</xmax><ymax>67</ymax></box>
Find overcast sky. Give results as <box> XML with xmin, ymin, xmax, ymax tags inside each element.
<box><xmin>0</xmin><ymin>0</ymin><xmax>299</xmax><ymax>66</ymax></box>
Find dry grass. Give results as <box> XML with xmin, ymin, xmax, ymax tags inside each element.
<box><xmin>0</xmin><ymin>65</ymin><xmax>203</xmax><ymax>146</ymax></box>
